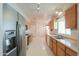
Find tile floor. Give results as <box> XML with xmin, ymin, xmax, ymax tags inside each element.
<box><xmin>26</xmin><ymin>19</ymin><xmax>54</xmax><ymax>56</ymax></box>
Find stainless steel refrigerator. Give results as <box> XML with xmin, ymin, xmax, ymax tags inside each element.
<box><xmin>16</xmin><ymin>21</ymin><xmax>22</xmax><ymax>56</ymax></box>
<box><xmin>3</xmin><ymin>21</ymin><xmax>22</xmax><ymax>56</ymax></box>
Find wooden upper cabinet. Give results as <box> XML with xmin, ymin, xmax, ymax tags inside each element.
<box><xmin>48</xmin><ymin>21</ymin><xmax>51</xmax><ymax>29</ymax></box>
<box><xmin>65</xmin><ymin>4</ymin><xmax>77</xmax><ymax>29</ymax></box>
<box><xmin>48</xmin><ymin>19</ymin><xmax>54</xmax><ymax>30</ymax></box>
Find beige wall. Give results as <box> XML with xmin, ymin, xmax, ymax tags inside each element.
<box><xmin>26</xmin><ymin>20</ymin><xmax>32</xmax><ymax>28</ymax></box>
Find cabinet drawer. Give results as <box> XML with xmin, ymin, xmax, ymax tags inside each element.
<box><xmin>66</xmin><ymin>47</ymin><xmax>77</xmax><ymax>56</ymax></box>
<box><xmin>57</xmin><ymin>41</ymin><xmax>65</xmax><ymax>51</ymax></box>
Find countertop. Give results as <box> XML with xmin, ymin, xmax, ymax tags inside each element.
<box><xmin>47</xmin><ymin>34</ymin><xmax>78</xmax><ymax>54</ymax></box>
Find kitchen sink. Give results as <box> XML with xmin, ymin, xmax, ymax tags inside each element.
<box><xmin>54</xmin><ymin>35</ymin><xmax>65</xmax><ymax>39</ymax></box>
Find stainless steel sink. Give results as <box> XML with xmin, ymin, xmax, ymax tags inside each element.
<box><xmin>54</xmin><ymin>35</ymin><xmax>64</xmax><ymax>39</ymax></box>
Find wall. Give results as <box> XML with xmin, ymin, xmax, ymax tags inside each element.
<box><xmin>3</xmin><ymin>4</ymin><xmax>18</xmax><ymax>31</ymax></box>
<box><xmin>0</xmin><ymin>3</ymin><xmax>3</xmax><ymax>56</ymax></box>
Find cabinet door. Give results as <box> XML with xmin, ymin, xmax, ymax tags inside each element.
<box><xmin>49</xmin><ymin>37</ymin><xmax>52</xmax><ymax>49</ymax></box>
<box><xmin>57</xmin><ymin>46</ymin><xmax>65</xmax><ymax>56</ymax></box>
<box><xmin>45</xmin><ymin>34</ymin><xmax>47</xmax><ymax>43</ymax></box>
<box><xmin>66</xmin><ymin>54</ymin><xmax>71</xmax><ymax>56</ymax></box>
<box><xmin>52</xmin><ymin>38</ymin><xmax>57</xmax><ymax>55</ymax></box>
<box><xmin>48</xmin><ymin>21</ymin><xmax>51</xmax><ymax>29</ymax></box>
<box><xmin>66</xmin><ymin>47</ymin><xmax>77</xmax><ymax>56</ymax></box>
<box><xmin>48</xmin><ymin>19</ymin><xmax>54</xmax><ymax>30</ymax></box>
<box><xmin>52</xmin><ymin>42</ymin><xmax>57</xmax><ymax>55</ymax></box>
<box><xmin>65</xmin><ymin>4</ymin><xmax>77</xmax><ymax>29</ymax></box>
<box><xmin>57</xmin><ymin>42</ymin><xmax>65</xmax><ymax>56</ymax></box>
<box><xmin>51</xmin><ymin>19</ymin><xmax>54</xmax><ymax>30</ymax></box>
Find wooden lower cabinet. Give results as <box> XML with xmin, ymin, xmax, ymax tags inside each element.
<box><xmin>57</xmin><ymin>47</ymin><xmax>65</xmax><ymax>56</ymax></box>
<box><xmin>47</xmin><ymin>36</ymin><xmax>77</xmax><ymax>56</ymax></box>
<box><xmin>45</xmin><ymin>34</ymin><xmax>47</xmax><ymax>43</ymax></box>
<box><xmin>49</xmin><ymin>37</ymin><xmax>53</xmax><ymax>49</ymax></box>
<box><xmin>66</xmin><ymin>47</ymin><xmax>77</xmax><ymax>56</ymax></box>
<box><xmin>57</xmin><ymin>42</ymin><xmax>65</xmax><ymax>56</ymax></box>
<box><xmin>52</xmin><ymin>38</ymin><xmax>57</xmax><ymax>55</ymax></box>
<box><xmin>52</xmin><ymin>42</ymin><xmax>57</xmax><ymax>55</ymax></box>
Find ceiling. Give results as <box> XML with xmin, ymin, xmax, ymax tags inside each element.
<box><xmin>9</xmin><ymin>3</ymin><xmax>74</xmax><ymax>23</ymax></box>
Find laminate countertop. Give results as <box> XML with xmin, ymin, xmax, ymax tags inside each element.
<box><xmin>47</xmin><ymin>33</ymin><xmax>79</xmax><ymax>55</ymax></box>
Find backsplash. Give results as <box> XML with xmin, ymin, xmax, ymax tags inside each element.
<box><xmin>51</xmin><ymin>29</ymin><xmax>78</xmax><ymax>40</ymax></box>
<box><xmin>71</xmin><ymin>29</ymin><xmax>78</xmax><ymax>39</ymax></box>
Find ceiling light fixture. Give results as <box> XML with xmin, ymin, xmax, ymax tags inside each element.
<box><xmin>55</xmin><ymin>11</ymin><xmax>63</xmax><ymax>16</ymax></box>
<box><xmin>37</xmin><ymin>6</ymin><xmax>40</xmax><ymax>10</ymax></box>
<box><xmin>58</xmin><ymin>11</ymin><xmax>63</xmax><ymax>16</ymax></box>
<box><xmin>55</xmin><ymin>8</ymin><xmax>63</xmax><ymax>16</ymax></box>
<box><xmin>37</xmin><ymin>3</ymin><xmax>40</xmax><ymax>11</ymax></box>
<box><xmin>56</xmin><ymin>11</ymin><xmax>58</xmax><ymax>14</ymax></box>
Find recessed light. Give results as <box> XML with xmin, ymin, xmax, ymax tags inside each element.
<box><xmin>37</xmin><ymin>7</ymin><xmax>40</xmax><ymax>10</ymax></box>
<box><xmin>58</xmin><ymin>11</ymin><xmax>63</xmax><ymax>16</ymax></box>
<box><xmin>37</xmin><ymin>3</ymin><xmax>40</xmax><ymax>10</ymax></box>
<box><xmin>56</xmin><ymin>11</ymin><xmax>58</xmax><ymax>14</ymax></box>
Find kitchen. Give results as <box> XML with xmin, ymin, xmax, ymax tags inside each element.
<box><xmin>0</xmin><ymin>3</ymin><xmax>79</xmax><ymax>56</ymax></box>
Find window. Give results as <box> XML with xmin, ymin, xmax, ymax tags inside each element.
<box><xmin>58</xmin><ymin>16</ymin><xmax>65</xmax><ymax>34</ymax></box>
<box><xmin>57</xmin><ymin>16</ymin><xmax>71</xmax><ymax>35</ymax></box>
